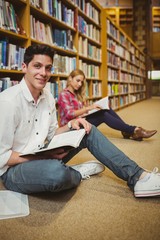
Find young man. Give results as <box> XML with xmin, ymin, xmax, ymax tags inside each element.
<box><xmin>0</xmin><ymin>44</ymin><xmax>159</xmax><ymax>197</ymax></box>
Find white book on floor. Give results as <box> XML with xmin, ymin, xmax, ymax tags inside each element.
<box><xmin>0</xmin><ymin>190</ymin><xmax>29</xmax><ymax>220</ymax></box>
<box><xmin>20</xmin><ymin>129</ymin><xmax>86</xmax><ymax>156</ymax></box>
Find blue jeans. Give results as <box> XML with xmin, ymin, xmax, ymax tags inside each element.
<box><xmin>86</xmin><ymin>109</ymin><xmax>136</xmax><ymax>134</ymax></box>
<box><xmin>1</xmin><ymin>126</ymin><xmax>143</xmax><ymax>194</ymax></box>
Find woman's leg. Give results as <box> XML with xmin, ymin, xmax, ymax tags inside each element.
<box><xmin>1</xmin><ymin>159</ymin><xmax>81</xmax><ymax>194</ymax></box>
<box><xmin>86</xmin><ymin>109</ymin><xmax>135</xmax><ymax>133</ymax></box>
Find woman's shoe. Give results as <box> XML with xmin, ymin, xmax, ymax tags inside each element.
<box><xmin>131</xmin><ymin>127</ymin><xmax>157</xmax><ymax>141</ymax></box>
<box><xmin>121</xmin><ymin>132</ymin><xmax>132</xmax><ymax>139</ymax></box>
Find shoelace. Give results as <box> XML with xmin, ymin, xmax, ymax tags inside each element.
<box><xmin>82</xmin><ymin>175</ymin><xmax>90</xmax><ymax>180</ymax></box>
<box><xmin>152</xmin><ymin>167</ymin><xmax>160</xmax><ymax>176</ymax></box>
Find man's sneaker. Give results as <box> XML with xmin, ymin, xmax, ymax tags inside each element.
<box><xmin>134</xmin><ymin>167</ymin><xmax>160</xmax><ymax>197</ymax></box>
<box><xmin>71</xmin><ymin>160</ymin><xmax>105</xmax><ymax>179</ymax></box>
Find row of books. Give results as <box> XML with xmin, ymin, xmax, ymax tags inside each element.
<box><xmin>153</xmin><ymin>27</ymin><xmax>160</xmax><ymax>32</ymax></box>
<box><xmin>78</xmin><ymin>36</ymin><xmax>101</xmax><ymax>60</ymax></box>
<box><xmin>108</xmin><ymin>83</ymin><xmax>146</xmax><ymax>96</ymax></box>
<box><xmin>53</xmin><ymin>29</ymin><xmax>74</xmax><ymax>50</ymax></box>
<box><xmin>108</xmin><ymin>68</ymin><xmax>119</xmax><ymax>81</ymax></box>
<box><xmin>108</xmin><ymin>67</ymin><xmax>146</xmax><ymax>83</ymax></box>
<box><xmin>53</xmin><ymin>54</ymin><xmax>76</xmax><ymax>74</ymax></box>
<box><xmin>119</xmin><ymin>72</ymin><xmax>141</xmax><ymax>83</ymax></box>
<box><xmin>30</xmin><ymin>16</ymin><xmax>74</xmax><ymax>51</ymax></box>
<box><xmin>30</xmin><ymin>0</ymin><xmax>75</xmax><ymax>28</ymax></box>
<box><xmin>108</xmin><ymin>83</ymin><xmax>122</xmax><ymax>96</ymax></box>
<box><xmin>0</xmin><ymin>77</ymin><xmax>19</xmax><ymax>92</ymax></box>
<box><xmin>30</xmin><ymin>0</ymin><xmax>100</xmax><ymax>31</ymax></box>
<box><xmin>0</xmin><ymin>0</ymin><xmax>26</xmax><ymax>35</ymax></box>
<box><xmin>110</xmin><ymin>93</ymin><xmax>145</xmax><ymax>110</ymax></box>
<box><xmin>109</xmin><ymin>94</ymin><xmax>137</xmax><ymax>110</ymax></box>
<box><xmin>45</xmin><ymin>81</ymin><xmax>59</xmax><ymax>100</ymax></box>
<box><xmin>79</xmin><ymin>60</ymin><xmax>99</xmax><ymax>78</ymax></box>
<box><xmin>107</xmin><ymin>52</ymin><xmax>119</xmax><ymax>66</ymax></box>
<box><xmin>109</xmin><ymin>96</ymin><xmax>119</xmax><ymax>110</ymax></box>
<box><xmin>0</xmin><ymin>40</ymin><xmax>25</xmax><ymax>70</ymax></box>
<box><xmin>77</xmin><ymin>1</ymin><xmax>100</xmax><ymax>25</ymax></box>
<box><xmin>78</xmin><ymin>16</ymin><xmax>100</xmax><ymax>43</ymax></box>
<box><xmin>128</xmin><ymin>84</ymin><xmax>146</xmax><ymax>93</ymax></box>
<box><xmin>107</xmin><ymin>20</ymin><xmax>118</xmax><ymax>40</ymax></box>
<box><xmin>59</xmin><ymin>79</ymin><xmax>67</xmax><ymax>93</ymax></box>
<box><xmin>107</xmin><ymin>21</ymin><xmax>141</xmax><ymax>58</ymax></box>
<box><xmin>108</xmin><ymin>39</ymin><xmax>133</xmax><ymax>62</ymax></box>
<box><xmin>108</xmin><ymin>52</ymin><xmax>145</xmax><ymax>72</ymax></box>
<box><xmin>108</xmin><ymin>41</ymin><xmax>145</xmax><ymax>68</ymax></box>
<box><xmin>70</xmin><ymin>0</ymin><xmax>100</xmax><ymax>25</ymax></box>
<box><xmin>58</xmin><ymin>78</ymin><xmax>102</xmax><ymax>99</ymax></box>
<box><xmin>92</xmin><ymin>80</ymin><xmax>102</xmax><ymax>97</ymax></box>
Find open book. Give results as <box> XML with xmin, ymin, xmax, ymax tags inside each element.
<box><xmin>85</xmin><ymin>96</ymin><xmax>109</xmax><ymax>116</ymax></box>
<box><xmin>20</xmin><ymin>129</ymin><xmax>86</xmax><ymax>156</ymax></box>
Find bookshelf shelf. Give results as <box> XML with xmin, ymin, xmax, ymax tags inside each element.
<box><xmin>105</xmin><ymin>7</ymin><xmax>133</xmax><ymax>39</ymax></box>
<box><xmin>101</xmin><ymin>10</ymin><xmax>146</xmax><ymax>110</ymax></box>
<box><xmin>152</xmin><ymin>7</ymin><xmax>160</xmax><ymax>32</ymax></box>
<box><xmin>0</xmin><ymin>0</ymin><xmax>147</xmax><ymax>111</ymax></box>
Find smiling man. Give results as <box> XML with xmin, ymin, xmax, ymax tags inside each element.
<box><xmin>0</xmin><ymin>44</ymin><xmax>160</xmax><ymax>198</ymax></box>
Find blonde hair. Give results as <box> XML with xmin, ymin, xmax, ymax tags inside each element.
<box><xmin>67</xmin><ymin>69</ymin><xmax>87</xmax><ymax>103</ymax></box>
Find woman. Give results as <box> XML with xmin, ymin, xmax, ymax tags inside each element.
<box><xmin>57</xmin><ymin>69</ymin><xmax>157</xmax><ymax>141</ymax></box>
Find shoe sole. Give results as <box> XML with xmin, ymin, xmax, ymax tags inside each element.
<box><xmin>134</xmin><ymin>190</ymin><xmax>160</xmax><ymax>197</ymax></box>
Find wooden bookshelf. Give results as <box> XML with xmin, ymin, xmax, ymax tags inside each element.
<box><xmin>105</xmin><ymin>7</ymin><xmax>133</xmax><ymax>39</ymax></box>
<box><xmin>0</xmin><ymin>0</ymin><xmax>103</xmax><ymax>101</ymax></box>
<box><xmin>152</xmin><ymin>7</ymin><xmax>160</xmax><ymax>32</ymax></box>
<box><xmin>101</xmin><ymin>10</ymin><xmax>146</xmax><ymax>110</ymax></box>
<box><xmin>0</xmin><ymin>0</ymin><xmax>147</xmax><ymax>111</ymax></box>
<box><xmin>150</xmin><ymin>7</ymin><xmax>160</xmax><ymax>59</ymax></box>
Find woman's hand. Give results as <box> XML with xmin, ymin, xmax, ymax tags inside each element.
<box><xmin>86</xmin><ymin>104</ymin><xmax>101</xmax><ymax>112</ymax></box>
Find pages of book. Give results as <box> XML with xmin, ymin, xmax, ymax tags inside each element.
<box><xmin>20</xmin><ymin>128</ymin><xmax>86</xmax><ymax>156</ymax></box>
<box><xmin>0</xmin><ymin>190</ymin><xmax>29</xmax><ymax>220</ymax></box>
<box><xmin>86</xmin><ymin>96</ymin><xmax>109</xmax><ymax>116</ymax></box>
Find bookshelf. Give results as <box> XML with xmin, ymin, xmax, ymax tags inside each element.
<box><xmin>101</xmin><ymin>10</ymin><xmax>146</xmax><ymax>110</ymax></box>
<box><xmin>152</xmin><ymin>7</ymin><xmax>160</xmax><ymax>32</ymax></box>
<box><xmin>150</xmin><ymin>7</ymin><xmax>160</xmax><ymax>60</ymax></box>
<box><xmin>105</xmin><ymin>7</ymin><xmax>133</xmax><ymax>39</ymax></box>
<box><xmin>77</xmin><ymin>0</ymin><xmax>102</xmax><ymax>101</ymax></box>
<box><xmin>0</xmin><ymin>0</ymin><xmax>147</xmax><ymax>111</ymax></box>
<box><xmin>0</xmin><ymin>0</ymin><xmax>103</xmax><ymax>101</ymax></box>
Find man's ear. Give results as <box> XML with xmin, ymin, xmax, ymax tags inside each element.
<box><xmin>21</xmin><ymin>62</ymin><xmax>27</xmax><ymax>73</ymax></box>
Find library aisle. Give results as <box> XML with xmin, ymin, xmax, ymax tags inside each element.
<box><xmin>0</xmin><ymin>97</ymin><xmax>160</xmax><ymax>240</ymax></box>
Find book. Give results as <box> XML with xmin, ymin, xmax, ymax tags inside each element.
<box><xmin>20</xmin><ymin>129</ymin><xmax>86</xmax><ymax>156</ymax></box>
<box><xmin>0</xmin><ymin>190</ymin><xmax>29</xmax><ymax>220</ymax></box>
<box><xmin>85</xmin><ymin>96</ymin><xmax>110</xmax><ymax>117</ymax></box>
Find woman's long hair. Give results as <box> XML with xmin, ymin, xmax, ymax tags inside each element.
<box><xmin>67</xmin><ymin>69</ymin><xmax>87</xmax><ymax>103</ymax></box>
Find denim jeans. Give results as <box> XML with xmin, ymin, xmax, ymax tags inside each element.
<box><xmin>86</xmin><ymin>109</ymin><xmax>136</xmax><ymax>134</ymax></box>
<box><xmin>1</xmin><ymin>125</ymin><xmax>143</xmax><ymax>194</ymax></box>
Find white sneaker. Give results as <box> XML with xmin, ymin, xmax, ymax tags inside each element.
<box><xmin>71</xmin><ymin>160</ymin><xmax>105</xmax><ymax>179</ymax></box>
<box><xmin>134</xmin><ymin>167</ymin><xmax>160</xmax><ymax>197</ymax></box>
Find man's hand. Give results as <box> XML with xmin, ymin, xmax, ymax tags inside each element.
<box><xmin>71</xmin><ymin>118</ymin><xmax>92</xmax><ymax>134</ymax></box>
<box><xmin>39</xmin><ymin>147</ymin><xmax>70</xmax><ymax>159</ymax></box>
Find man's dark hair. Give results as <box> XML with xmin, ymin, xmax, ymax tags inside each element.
<box><xmin>24</xmin><ymin>44</ymin><xmax>55</xmax><ymax>65</ymax></box>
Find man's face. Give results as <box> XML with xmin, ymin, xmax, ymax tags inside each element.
<box><xmin>22</xmin><ymin>54</ymin><xmax>53</xmax><ymax>91</ymax></box>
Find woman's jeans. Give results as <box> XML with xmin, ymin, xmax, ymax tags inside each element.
<box><xmin>86</xmin><ymin>109</ymin><xmax>136</xmax><ymax>134</ymax></box>
<box><xmin>1</xmin><ymin>126</ymin><xmax>143</xmax><ymax>194</ymax></box>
